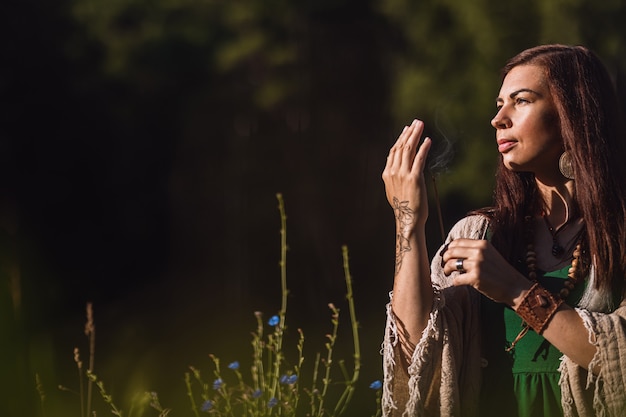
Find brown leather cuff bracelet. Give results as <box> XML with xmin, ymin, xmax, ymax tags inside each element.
<box><xmin>515</xmin><ymin>282</ymin><xmax>564</xmax><ymax>334</ymax></box>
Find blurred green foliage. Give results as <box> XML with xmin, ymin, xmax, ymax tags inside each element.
<box><xmin>2</xmin><ymin>0</ymin><xmax>626</xmax><ymax>416</ymax></box>
<box><xmin>63</xmin><ymin>0</ymin><xmax>626</xmax><ymax>208</ymax></box>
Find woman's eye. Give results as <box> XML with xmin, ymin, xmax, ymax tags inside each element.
<box><xmin>515</xmin><ymin>97</ymin><xmax>529</xmax><ymax>105</ymax></box>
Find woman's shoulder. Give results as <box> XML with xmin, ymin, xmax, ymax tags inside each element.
<box><xmin>448</xmin><ymin>214</ymin><xmax>491</xmax><ymax>240</ymax></box>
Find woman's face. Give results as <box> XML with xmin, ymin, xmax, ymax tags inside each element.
<box><xmin>491</xmin><ymin>64</ymin><xmax>563</xmax><ymax>179</ymax></box>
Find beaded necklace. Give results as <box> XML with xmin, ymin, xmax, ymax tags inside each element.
<box><xmin>525</xmin><ymin>240</ymin><xmax>582</xmax><ymax>300</ymax></box>
<box><xmin>524</xmin><ymin>214</ymin><xmax>584</xmax><ymax>298</ymax></box>
<box><xmin>507</xmin><ymin>216</ymin><xmax>584</xmax><ymax>351</ymax></box>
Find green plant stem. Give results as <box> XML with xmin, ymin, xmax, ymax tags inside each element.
<box><xmin>74</xmin><ymin>348</ymin><xmax>85</xmax><ymax>417</ymax></box>
<box><xmin>317</xmin><ymin>303</ymin><xmax>339</xmax><ymax>416</ymax></box>
<box><xmin>372</xmin><ymin>389</ymin><xmax>382</xmax><ymax>417</ymax></box>
<box><xmin>209</xmin><ymin>357</ymin><xmax>233</xmax><ymax>416</ymax></box>
<box><xmin>85</xmin><ymin>303</ymin><xmax>95</xmax><ymax>417</ymax></box>
<box><xmin>333</xmin><ymin>246</ymin><xmax>361</xmax><ymax>415</ymax></box>
<box><xmin>269</xmin><ymin>193</ymin><xmax>289</xmax><ymax>402</ymax></box>
<box><xmin>252</xmin><ymin>312</ymin><xmax>266</xmax><ymax>394</ymax></box>
<box><xmin>35</xmin><ymin>373</ymin><xmax>46</xmax><ymax>417</ymax></box>
<box><xmin>185</xmin><ymin>372</ymin><xmax>201</xmax><ymax>417</ymax></box>
<box><xmin>87</xmin><ymin>370</ymin><xmax>123</xmax><ymax>417</ymax></box>
<box><xmin>277</xmin><ymin>194</ymin><xmax>288</xmax><ymax>323</ymax></box>
<box><xmin>292</xmin><ymin>328</ymin><xmax>305</xmax><ymax>415</ymax></box>
<box><xmin>309</xmin><ymin>352</ymin><xmax>322</xmax><ymax>416</ymax></box>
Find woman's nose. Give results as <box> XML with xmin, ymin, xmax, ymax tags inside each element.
<box><xmin>491</xmin><ymin>108</ymin><xmax>511</xmax><ymax>129</ymax></box>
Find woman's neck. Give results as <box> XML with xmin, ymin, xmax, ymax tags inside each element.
<box><xmin>535</xmin><ymin>177</ymin><xmax>576</xmax><ymax>228</ymax></box>
<box><xmin>532</xmin><ymin>178</ymin><xmax>582</xmax><ymax>271</ymax></box>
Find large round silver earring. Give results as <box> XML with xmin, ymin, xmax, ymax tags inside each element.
<box><xmin>559</xmin><ymin>151</ymin><xmax>575</xmax><ymax>180</ymax></box>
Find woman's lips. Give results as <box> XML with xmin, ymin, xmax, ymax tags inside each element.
<box><xmin>497</xmin><ymin>139</ymin><xmax>517</xmax><ymax>153</ymax></box>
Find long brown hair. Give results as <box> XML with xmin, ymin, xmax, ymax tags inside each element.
<box><xmin>479</xmin><ymin>45</ymin><xmax>626</xmax><ymax>300</ymax></box>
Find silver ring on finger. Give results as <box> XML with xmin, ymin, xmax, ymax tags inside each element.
<box><xmin>455</xmin><ymin>258</ymin><xmax>466</xmax><ymax>274</ymax></box>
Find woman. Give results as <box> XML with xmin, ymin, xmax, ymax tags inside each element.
<box><xmin>381</xmin><ymin>45</ymin><xmax>626</xmax><ymax>417</ymax></box>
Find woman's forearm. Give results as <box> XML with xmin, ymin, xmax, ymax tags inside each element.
<box><xmin>511</xmin><ymin>287</ymin><xmax>598</xmax><ymax>372</ymax></box>
<box><xmin>390</xmin><ymin>223</ymin><xmax>433</xmax><ymax>350</ymax></box>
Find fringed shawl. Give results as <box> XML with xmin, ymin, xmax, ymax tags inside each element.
<box><xmin>382</xmin><ymin>215</ymin><xmax>626</xmax><ymax>416</ymax></box>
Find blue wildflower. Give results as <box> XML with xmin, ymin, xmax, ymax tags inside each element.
<box><xmin>201</xmin><ymin>400</ymin><xmax>213</xmax><ymax>412</ymax></box>
<box><xmin>369</xmin><ymin>380</ymin><xmax>382</xmax><ymax>390</ymax></box>
<box><xmin>213</xmin><ymin>378</ymin><xmax>223</xmax><ymax>390</ymax></box>
<box><xmin>280</xmin><ymin>374</ymin><xmax>298</xmax><ymax>385</ymax></box>
<box><xmin>268</xmin><ymin>315</ymin><xmax>280</xmax><ymax>326</ymax></box>
<box><xmin>252</xmin><ymin>388</ymin><xmax>263</xmax><ymax>399</ymax></box>
<box><xmin>268</xmin><ymin>397</ymin><xmax>278</xmax><ymax>408</ymax></box>
<box><xmin>228</xmin><ymin>361</ymin><xmax>240</xmax><ymax>370</ymax></box>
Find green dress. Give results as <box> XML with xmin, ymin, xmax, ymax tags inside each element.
<box><xmin>479</xmin><ymin>266</ymin><xmax>585</xmax><ymax>417</ymax></box>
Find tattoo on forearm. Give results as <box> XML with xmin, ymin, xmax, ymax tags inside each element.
<box><xmin>393</xmin><ymin>197</ymin><xmax>415</xmax><ymax>275</ymax></box>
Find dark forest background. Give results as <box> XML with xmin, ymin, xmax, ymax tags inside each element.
<box><xmin>2</xmin><ymin>0</ymin><xmax>626</xmax><ymax>416</ymax></box>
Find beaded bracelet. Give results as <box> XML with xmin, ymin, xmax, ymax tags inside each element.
<box><xmin>515</xmin><ymin>282</ymin><xmax>564</xmax><ymax>334</ymax></box>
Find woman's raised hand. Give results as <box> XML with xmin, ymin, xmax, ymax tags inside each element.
<box><xmin>382</xmin><ymin>119</ymin><xmax>432</xmax><ymax>229</ymax></box>
<box><xmin>383</xmin><ymin>120</ymin><xmax>434</xmax><ymax>336</ymax></box>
